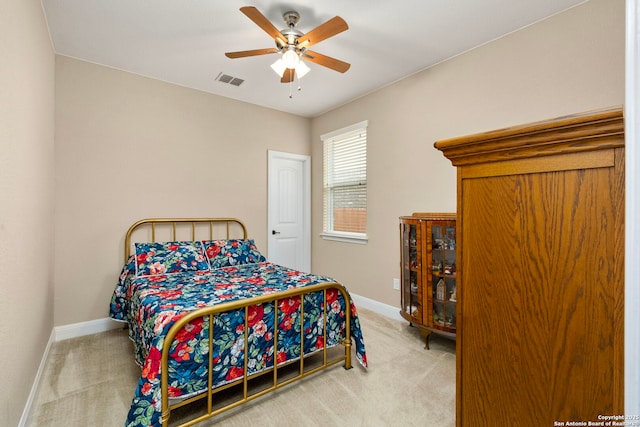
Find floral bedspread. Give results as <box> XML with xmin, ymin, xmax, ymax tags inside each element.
<box><xmin>110</xmin><ymin>258</ymin><xmax>367</xmax><ymax>427</ymax></box>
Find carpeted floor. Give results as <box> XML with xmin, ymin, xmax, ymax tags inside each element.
<box><xmin>27</xmin><ymin>308</ymin><xmax>455</xmax><ymax>426</ymax></box>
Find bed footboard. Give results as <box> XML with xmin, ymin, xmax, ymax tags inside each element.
<box><xmin>160</xmin><ymin>282</ymin><xmax>353</xmax><ymax>427</ymax></box>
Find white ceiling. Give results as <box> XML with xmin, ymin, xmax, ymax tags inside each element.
<box><xmin>42</xmin><ymin>0</ymin><xmax>587</xmax><ymax>118</ymax></box>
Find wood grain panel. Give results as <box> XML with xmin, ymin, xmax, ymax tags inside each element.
<box><xmin>436</xmin><ymin>107</ymin><xmax>625</xmax><ymax>427</ymax></box>
<box><xmin>460</xmin><ymin>166</ymin><xmax>620</xmax><ymax>424</ymax></box>
<box><xmin>612</xmin><ymin>148</ymin><xmax>625</xmax><ymax>409</ymax></box>
<box><xmin>461</xmin><ymin>149</ymin><xmax>614</xmax><ymax>180</ymax></box>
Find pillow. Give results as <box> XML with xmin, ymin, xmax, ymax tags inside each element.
<box><xmin>134</xmin><ymin>241</ymin><xmax>210</xmax><ymax>276</ymax></box>
<box><xmin>203</xmin><ymin>239</ymin><xmax>266</xmax><ymax>269</ymax></box>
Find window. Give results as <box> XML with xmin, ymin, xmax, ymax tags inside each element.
<box><xmin>321</xmin><ymin>120</ymin><xmax>368</xmax><ymax>244</ymax></box>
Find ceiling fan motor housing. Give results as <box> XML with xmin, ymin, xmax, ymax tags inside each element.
<box><xmin>280</xmin><ymin>11</ymin><xmax>303</xmax><ymax>47</ymax></box>
<box><xmin>283</xmin><ymin>11</ymin><xmax>300</xmax><ymax>27</ymax></box>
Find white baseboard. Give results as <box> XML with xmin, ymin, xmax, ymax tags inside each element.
<box><xmin>46</xmin><ymin>299</ymin><xmax>396</xmax><ymax>342</ymax></box>
<box><xmin>19</xmin><ymin>299</ymin><xmax>393</xmax><ymax>425</ymax></box>
<box><xmin>18</xmin><ymin>329</ymin><xmax>55</xmax><ymax>427</ymax></box>
<box><xmin>54</xmin><ymin>317</ymin><xmax>124</xmax><ymax>341</ymax></box>
<box><xmin>19</xmin><ymin>317</ymin><xmax>124</xmax><ymax>425</ymax></box>
<box><xmin>49</xmin><ymin>299</ymin><xmax>397</xmax><ymax>343</ymax></box>
<box><xmin>350</xmin><ymin>293</ymin><xmax>403</xmax><ymax>321</ymax></box>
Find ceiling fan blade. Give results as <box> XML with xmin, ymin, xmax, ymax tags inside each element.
<box><xmin>296</xmin><ymin>16</ymin><xmax>348</xmax><ymax>49</ymax></box>
<box><xmin>225</xmin><ymin>48</ymin><xmax>278</xmax><ymax>59</ymax></box>
<box><xmin>280</xmin><ymin>68</ymin><xmax>295</xmax><ymax>83</ymax></box>
<box><xmin>303</xmin><ymin>51</ymin><xmax>351</xmax><ymax>73</ymax></box>
<box><xmin>240</xmin><ymin>6</ymin><xmax>287</xmax><ymax>47</ymax></box>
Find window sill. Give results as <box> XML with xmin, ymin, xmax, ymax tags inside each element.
<box><xmin>320</xmin><ymin>232</ymin><xmax>368</xmax><ymax>244</ymax></box>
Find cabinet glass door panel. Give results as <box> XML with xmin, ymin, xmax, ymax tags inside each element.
<box><xmin>400</xmin><ymin>221</ymin><xmax>421</xmax><ymax>323</ymax></box>
<box><xmin>445</xmin><ymin>301</ymin><xmax>457</xmax><ymax>329</ymax></box>
<box><xmin>431</xmin><ymin>222</ymin><xmax>456</xmax><ymax>333</ymax></box>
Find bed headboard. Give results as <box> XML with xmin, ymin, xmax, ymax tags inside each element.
<box><xmin>124</xmin><ymin>217</ymin><xmax>247</xmax><ymax>262</ymax></box>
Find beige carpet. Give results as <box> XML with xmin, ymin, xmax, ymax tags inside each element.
<box><xmin>27</xmin><ymin>308</ymin><xmax>455</xmax><ymax>426</ymax></box>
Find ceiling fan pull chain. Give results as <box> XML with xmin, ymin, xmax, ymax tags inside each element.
<box><xmin>289</xmin><ymin>68</ymin><xmax>294</xmax><ymax>98</ymax></box>
<box><xmin>295</xmin><ymin>70</ymin><xmax>301</xmax><ymax>93</ymax></box>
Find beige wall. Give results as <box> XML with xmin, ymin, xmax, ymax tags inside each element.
<box><xmin>2</xmin><ymin>0</ymin><xmax>624</xmax><ymax>420</ymax></box>
<box><xmin>54</xmin><ymin>0</ymin><xmax>625</xmax><ymax>327</ymax></box>
<box><xmin>0</xmin><ymin>0</ymin><xmax>55</xmax><ymax>425</ymax></box>
<box><xmin>310</xmin><ymin>0</ymin><xmax>625</xmax><ymax>307</ymax></box>
<box><xmin>54</xmin><ymin>57</ymin><xmax>311</xmax><ymax>326</ymax></box>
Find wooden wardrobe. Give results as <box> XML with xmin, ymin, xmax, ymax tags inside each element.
<box><xmin>434</xmin><ymin>107</ymin><xmax>624</xmax><ymax>425</ymax></box>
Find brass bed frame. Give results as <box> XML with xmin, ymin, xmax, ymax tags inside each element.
<box><xmin>123</xmin><ymin>218</ymin><xmax>353</xmax><ymax>427</ymax></box>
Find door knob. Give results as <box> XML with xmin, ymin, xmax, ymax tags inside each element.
<box><xmin>272</xmin><ymin>230</ymin><xmax>281</xmax><ymax>235</ymax></box>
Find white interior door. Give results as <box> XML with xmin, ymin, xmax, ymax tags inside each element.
<box><xmin>267</xmin><ymin>150</ymin><xmax>310</xmax><ymax>272</ymax></box>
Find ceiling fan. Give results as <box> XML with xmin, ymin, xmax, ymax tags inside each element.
<box><xmin>225</xmin><ymin>6</ymin><xmax>350</xmax><ymax>83</ymax></box>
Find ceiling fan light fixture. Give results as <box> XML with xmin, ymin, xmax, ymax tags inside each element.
<box><xmin>282</xmin><ymin>49</ymin><xmax>300</xmax><ymax>68</ymax></box>
<box><xmin>272</xmin><ymin>51</ymin><xmax>309</xmax><ymax>79</ymax></box>
<box><xmin>270</xmin><ymin>58</ymin><xmax>287</xmax><ymax>77</ymax></box>
<box><xmin>295</xmin><ymin>60</ymin><xmax>310</xmax><ymax>78</ymax></box>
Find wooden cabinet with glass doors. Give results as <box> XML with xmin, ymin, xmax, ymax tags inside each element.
<box><xmin>400</xmin><ymin>213</ymin><xmax>456</xmax><ymax>348</ymax></box>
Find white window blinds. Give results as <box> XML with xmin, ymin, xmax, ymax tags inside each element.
<box><xmin>321</xmin><ymin>121</ymin><xmax>368</xmax><ymax>243</ymax></box>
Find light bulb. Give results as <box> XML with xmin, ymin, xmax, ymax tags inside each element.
<box><xmin>282</xmin><ymin>50</ymin><xmax>300</xmax><ymax>68</ymax></box>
